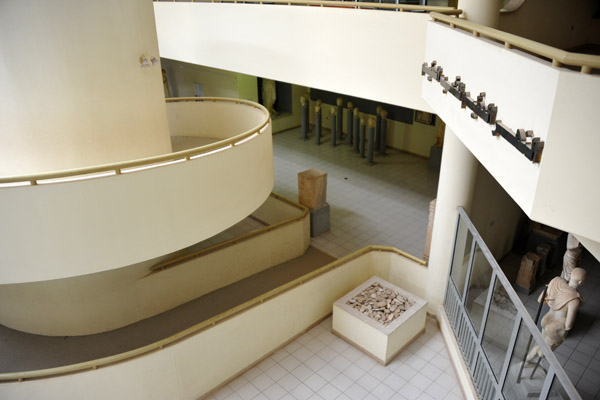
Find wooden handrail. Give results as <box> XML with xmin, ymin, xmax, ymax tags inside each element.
<box><xmin>430</xmin><ymin>12</ymin><xmax>600</xmax><ymax>74</ymax></box>
<box><xmin>158</xmin><ymin>0</ymin><xmax>463</xmax><ymax>15</ymax></box>
<box><xmin>0</xmin><ymin>245</ymin><xmax>425</xmax><ymax>382</ymax></box>
<box><xmin>0</xmin><ymin>97</ymin><xmax>270</xmax><ymax>186</ymax></box>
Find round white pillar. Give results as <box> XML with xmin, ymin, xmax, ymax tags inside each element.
<box><xmin>0</xmin><ymin>0</ymin><xmax>172</xmax><ymax>176</ymax></box>
<box><xmin>458</xmin><ymin>0</ymin><xmax>501</xmax><ymax>28</ymax></box>
<box><xmin>426</xmin><ymin>127</ymin><xmax>478</xmax><ymax>312</ymax></box>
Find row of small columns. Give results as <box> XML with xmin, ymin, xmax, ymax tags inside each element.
<box><xmin>301</xmin><ymin>96</ymin><xmax>389</xmax><ymax>165</ymax></box>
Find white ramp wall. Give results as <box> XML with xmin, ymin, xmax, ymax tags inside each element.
<box><xmin>154</xmin><ymin>3</ymin><xmax>432</xmax><ymax>112</ymax></box>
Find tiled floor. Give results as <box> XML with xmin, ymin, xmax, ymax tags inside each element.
<box><xmin>272</xmin><ymin>127</ymin><xmax>439</xmax><ymax>259</ymax></box>
<box><xmin>206</xmin><ymin>317</ymin><xmax>463</xmax><ymax>400</ymax></box>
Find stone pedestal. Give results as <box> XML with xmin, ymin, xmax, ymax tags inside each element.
<box><xmin>332</xmin><ymin>276</ymin><xmax>427</xmax><ymax>365</ymax></box>
<box><xmin>516</xmin><ymin>252</ymin><xmax>541</xmax><ymax>293</ymax></box>
<box><xmin>298</xmin><ymin>168</ymin><xmax>327</xmax><ymax>209</ymax></box>
<box><xmin>310</xmin><ymin>203</ymin><xmax>330</xmax><ymax>237</ymax></box>
<box><xmin>298</xmin><ymin>168</ymin><xmax>330</xmax><ymax>237</ymax></box>
<box><xmin>423</xmin><ymin>199</ymin><xmax>436</xmax><ymax>262</ymax></box>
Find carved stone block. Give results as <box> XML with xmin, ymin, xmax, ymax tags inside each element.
<box><xmin>298</xmin><ymin>168</ymin><xmax>327</xmax><ymax>209</ymax></box>
<box><xmin>516</xmin><ymin>252</ymin><xmax>541</xmax><ymax>291</ymax></box>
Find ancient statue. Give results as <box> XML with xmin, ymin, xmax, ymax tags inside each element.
<box><xmin>527</xmin><ymin>268</ymin><xmax>586</xmax><ymax>361</ymax></box>
<box><xmin>561</xmin><ymin>233</ymin><xmax>583</xmax><ymax>281</ymax></box>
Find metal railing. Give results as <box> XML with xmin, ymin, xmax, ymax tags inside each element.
<box><xmin>444</xmin><ymin>207</ymin><xmax>580</xmax><ymax>400</ymax></box>
<box><xmin>0</xmin><ymin>98</ymin><xmax>270</xmax><ymax>187</ymax></box>
<box><xmin>155</xmin><ymin>0</ymin><xmax>463</xmax><ymax>15</ymax></box>
<box><xmin>431</xmin><ymin>12</ymin><xmax>600</xmax><ymax>74</ymax></box>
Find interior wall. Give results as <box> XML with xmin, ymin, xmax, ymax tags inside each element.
<box><xmin>0</xmin><ymin>194</ymin><xmax>307</xmax><ymax>335</ymax></box>
<box><xmin>499</xmin><ymin>0</ymin><xmax>598</xmax><ymax>50</ymax></box>
<box><xmin>469</xmin><ymin>163</ymin><xmax>526</xmax><ymax>261</ymax></box>
<box><xmin>0</xmin><ymin>0</ymin><xmax>172</xmax><ymax>176</ymax></box>
<box><xmin>161</xmin><ymin>59</ymin><xmax>240</xmax><ymax>98</ymax></box>
<box><xmin>155</xmin><ymin>3</ymin><xmax>433</xmax><ymax>112</ymax></box>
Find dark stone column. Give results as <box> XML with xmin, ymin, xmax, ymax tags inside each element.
<box><xmin>336</xmin><ymin>97</ymin><xmax>343</xmax><ymax>141</ymax></box>
<box><xmin>300</xmin><ymin>95</ymin><xmax>309</xmax><ymax>140</ymax></box>
<box><xmin>375</xmin><ymin>105</ymin><xmax>382</xmax><ymax>155</ymax></box>
<box><xmin>330</xmin><ymin>106</ymin><xmax>337</xmax><ymax>146</ymax></box>
<box><xmin>315</xmin><ymin>104</ymin><xmax>322</xmax><ymax>145</ymax></box>
<box><xmin>379</xmin><ymin>109</ymin><xmax>388</xmax><ymax>156</ymax></box>
<box><xmin>346</xmin><ymin>101</ymin><xmax>354</xmax><ymax>146</ymax></box>
<box><xmin>359</xmin><ymin>117</ymin><xmax>366</xmax><ymax>158</ymax></box>
<box><xmin>353</xmin><ymin>107</ymin><xmax>360</xmax><ymax>154</ymax></box>
<box><xmin>367</xmin><ymin>116</ymin><xmax>376</xmax><ymax>165</ymax></box>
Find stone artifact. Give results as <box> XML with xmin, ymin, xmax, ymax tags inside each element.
<box><xmin>298</xmin><ymin>168</ymin><xmax>327</xmax><ymax>209</ymax></box>
<box><xmin>300</xmin><ymin>95</ymin><xmax>309</xmax><ymax>140</ymax></box>
<box><xmin>298</xmin><ymin>168</ymin><xmax>330</xmax><ymax>237</ymax></box>
<box><xmin>536</xmin><ymin>243</ymin><xmax>552</xmax><ymax>279</ymax></box>
<box><xmin>315</xmin><ymin>105</ymin><xmax>322</xmax><ymax>145</ymax></box>
<box><xmin>527</xmin><ymin>268</ymin><xmax>586</xmax><ymax>360</ymax></box>
<box><xmin>345</xmin><ymin>281</ymin><xmax>415</xmax><ymax>327</ymax></box>
<box><xmin>330</xmin><ymin>106</ymin><xmax>337</xmax><ymax>146</ymax></box>
<box><xmin>379</xmin><ymin>109</ymin><xmax>388</xmax><ymax>156</ymax></box>
<box><xmin>346</xmin><ymin>102</ymin><xmax>354</xmax><ymax>146</ymax></box>
<box><xmin>367</xmin><ymin>116</ymin><xmax>376</xmax><ymax>165</ymax></box>
<box><xmin>336</xmin><ymin>97</ymin><xmax>344</xmax><ymax>140</ymax></box>
<box><xmin>561</xmin><ymin>233</ymin><xmax>583</xmax><ymax>281</ymax></box>
<box><xmin>516</xmin><ymin>252</ymin><xmax>540</xmax><ymax>291</ymax></box>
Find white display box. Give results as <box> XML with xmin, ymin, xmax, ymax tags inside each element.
<box><xmin>332</xmin><ymin>276</ymin><xmax>427</xmax><ymax>365</ymax></box>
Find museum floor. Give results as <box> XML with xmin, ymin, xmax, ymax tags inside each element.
<box><xmin>206</xmin><ymin>316</ymin><xmax>464</xmax><ymax>400</ymax></box>
<box><xmin>272</xmin><ymin>127</ymin><xmax>439</xmax><ymax>260</ymax></box>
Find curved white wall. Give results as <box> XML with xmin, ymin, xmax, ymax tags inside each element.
<box><xmin>0</xmin><ymin>101</ymin><xmax>273</xmax><ymax>284</ymax></box>
<box><xmin>0</xmin><ymin>0</ymin><xmax>172</xmax><ymax>176</ymax></box>
<box><xmin>154</xmin><ymin>3</ymin><xmax>433</xmax><ymax>112</ymax></box>
<box><xmin>0</xmin><ymin>194</ymin><xmax>306</xmax><ymax>335</ymax></box>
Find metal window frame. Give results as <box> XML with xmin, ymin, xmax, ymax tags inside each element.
<box><xmin>443</xmin><ymin>207</ymin><xmax>581</xmax><ymax>400</ymax></box>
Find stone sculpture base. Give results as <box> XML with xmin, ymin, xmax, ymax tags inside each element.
<box><xmin>332</xmin><ymin>276</ymin><xmax>427</xmax><ymax>365</ymax></box>
<box><xmin>310</xmin><ymin>204</ymin><xmax>330</xmax><ymax>237</ymax></box>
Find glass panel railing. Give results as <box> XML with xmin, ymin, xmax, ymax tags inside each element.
<box><xmin>482</xmin><ymin>278</ymin><xmax>518</xmax><ymax>379</ymax></box>
<box><xmin>502</xmin><ymin>320</ymin><xmax>550</xmax><ymax>399</ymax></box>
<box><xmin>443</xmin><ymin>208</ymin><xmax>581</xmax><ymax>400</ymax></box>
<box><xmin>450</xmin><ymin>215</ymin><xmax>473</xmax><ymax>298</ymax></box>
<box><xmin>465</xmin><ymin>244</ymin><xmax>493</xmax><ymax>333</ymax></box>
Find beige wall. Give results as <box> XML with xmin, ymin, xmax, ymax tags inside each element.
<box><xmin>155</xmin><ymin>3</ymin><xmax>433</xmax><ymax>112</ymax></box>
<box><xmin>0</xmin><ymin>194</ymin><xmax>308</xmax><ymax>335</ymax></box>
<box><xmin>0</xmin><ymin>102</ymin><xmax>273</xmax><ymax>285</ymax></box>
<box><xmin>0</xmin><ymin>0</ymin><xmax>172</xmax><ymax>176</ymax></box>
<box><xmin>470</xmin><ymin>164</ymin><xmax>526</xmax><ymax>261</ymax></box>
<box><xmin>0</xmin><ymin>249</ymin><xmax>431</xmax><ymax>398</ymax></box>
<box><xmin>499</xmin><ymin>0</ymin><xmax>597</xmax><ymax>50</ymax></box>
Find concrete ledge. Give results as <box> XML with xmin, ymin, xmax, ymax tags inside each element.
<box><xmin>437</xmin><ymin>305</ymin><xmax>479</xmax><ymax>400</ymax></box>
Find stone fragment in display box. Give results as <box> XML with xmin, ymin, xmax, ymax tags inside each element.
<box><xmin>332</xmin><ymin>276</ymin><xmax>427</xmax><ymax>365</ymax></box>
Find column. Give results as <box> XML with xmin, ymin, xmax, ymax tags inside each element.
<box><xmin>315</xmin><ymin>105</ymin><xmax>322</xmax><ymax>145</ymax></box>
<box><xmin>336</xmin><ymin>97</ymin><xmax>344</xmax><ymax>141</ymax></box>
<box><xmin>458</xmin><ymin>0</ymin><xmax>501</xmax><ymax>28</ymax></box>
<box><xmin>300</xmin><ymin>95</ymin><xmax>309</xmax><ymax>140</ymax></box>
<box><xmin>330</xmin><ymin>107</ymin><xmax>337</xmax><ymax>146</ymax></box>
<box><xmin>346</xmin><ymin>102</ymin><xmax>354</xmax><ymax>146</ymax></box>
<box><xmin>425</xmin><ymin>127</ymin><xmax>478</xmax><ymax>312</ymax></box>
